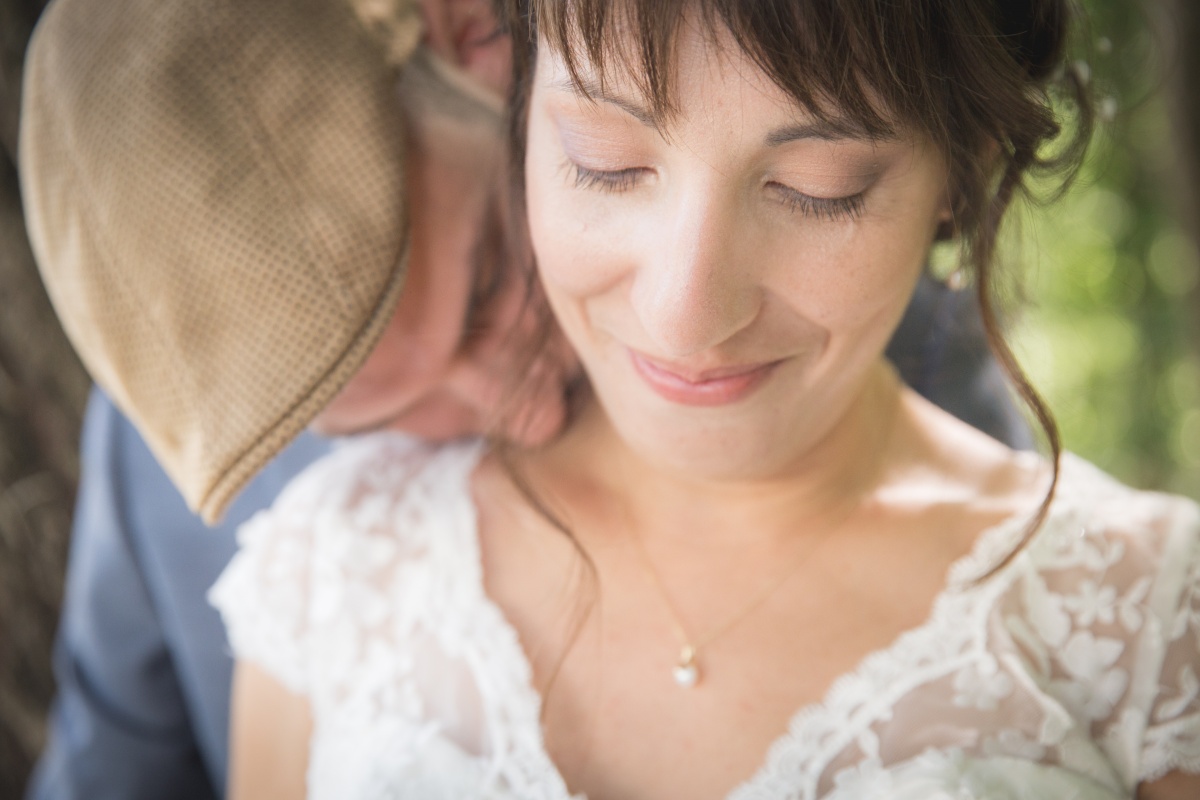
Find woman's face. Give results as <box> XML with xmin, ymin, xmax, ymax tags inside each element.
<box><xmin>524</xmin><ymin>25</ymin><xmax>951</xmax><ymax>481</ymax></box>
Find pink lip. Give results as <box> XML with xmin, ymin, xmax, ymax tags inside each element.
<box><xmin>629</xmin><ymin>350</ymin><xmax>781</xmax><ymax>406</ymax></box>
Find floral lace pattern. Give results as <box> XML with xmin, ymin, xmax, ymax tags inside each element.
<box><xmin>209</xmin><ymin>435</ymin><xmax>1200</xmax><ymax>799</ymax></box>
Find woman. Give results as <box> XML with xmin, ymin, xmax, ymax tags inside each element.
<box><xmin>211</xmin><ymin>0</ymin><xmax>1200</xmax><ymax>797</ymax></box>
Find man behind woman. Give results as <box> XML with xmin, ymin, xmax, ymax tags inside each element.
<box><xmin>19</xmin><ymin>0</ymin><xmax>1029</xmax><ymax>798</ymax></box>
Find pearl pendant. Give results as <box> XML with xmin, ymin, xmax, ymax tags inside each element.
<box><xmin>673</xmin><ymin>645</ymin><xmax>700</xmax><ymax>688</ymax></box>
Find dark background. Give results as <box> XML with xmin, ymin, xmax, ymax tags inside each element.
<box><xmin>1</xmin><ymin>1</ymin><xmax>89</xmax><ymax>797</ymax></box>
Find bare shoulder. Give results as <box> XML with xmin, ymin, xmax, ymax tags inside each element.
<box><xmin>881</xmin><ymin>387</ymin><xmax>1050</xmax><ymax>525</ymax></box>
<box><xmin>888</xmin><ymin>386</ymin><xmax>1198</xmax><ymax>549</ymax></box>
<box><xmin>228</xmin><ymin>660</ymin><xmax>312</xmax><ymax>800</ymax></box>
<box><xmin>1139</xmin><ymin>771</ymin><xmax>1200</xmax><ymax>800</ymax></box>
<box><xmin>1141</xmin><ymin>770</ymin><xmax>1200</xmax><ymax>800</ymax></box>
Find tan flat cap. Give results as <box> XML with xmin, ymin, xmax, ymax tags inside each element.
<box><xmin>20</xmin><ymin>0</ymin><xmax>421</xmax><ymax>522</ymax></box>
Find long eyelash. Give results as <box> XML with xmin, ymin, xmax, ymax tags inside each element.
<box><xmin>569</xmin><ymin>163</ymin><xmax>643</xmax><ymax>192</ymax></box>
<box><xmin>778</xmin><ymin>188</ymin><xmax>866</xmax><ymax>222</ymax></box>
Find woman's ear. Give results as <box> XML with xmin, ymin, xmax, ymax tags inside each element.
<box><xmin>934</xmin><ymin>179</ymin><xmax>957</xmax><ymax>241</ymax></box>
<box><xmin>934</xmin><ymin>137</ymin><xmax>1003</xmax><ymax>242</ymax></box>
<box><xmin>420</xmin><ymin>0</ymin><xmax>513</xmax><ymax>97</ymax></box>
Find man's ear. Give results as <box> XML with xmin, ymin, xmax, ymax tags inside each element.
<box><xmin>420</xmin><ymin>0</ymin><xmax>513</xmax><ymax>97</ymax></box>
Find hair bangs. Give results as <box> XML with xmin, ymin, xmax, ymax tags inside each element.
<box><xmin>525</xmin><ymin>0</ymin><xmax>972</xmax><ymax>142</ymax></box>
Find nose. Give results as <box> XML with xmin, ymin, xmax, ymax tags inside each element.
<box><xmin>630</xmin><ymin>186</ymin><xmax>761</xmax><ymax>357</ymax></box>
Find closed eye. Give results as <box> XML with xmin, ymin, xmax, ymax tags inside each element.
<box><xmin>770</xmin><ymin>183</ymin><xmax>866</xmax><ymax>222</ymax></box>
<box><xmin>569</xmin><ymin>162</ymin><xmax>648</xmax><ymax>192</ymax></box>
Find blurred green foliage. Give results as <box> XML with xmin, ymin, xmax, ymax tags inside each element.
<box><xmin>1005</xmin><ymin>0</ymin><xmax>1200</xmax><ymax>498</ymax></box>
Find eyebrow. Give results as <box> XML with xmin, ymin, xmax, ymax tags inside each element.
<box><xmin>765</xmin><ymin>119</ymin><xmax>892</xmax><ymax>146</ymax></box>
<box><xmin>549</xmin><ymin>75</ymin><xmax>894</xmax><ymax>146</ymax></box>
<box><xmin>549</xmin><ymin>76</ymin><xmax>659</xmax><ymax>128</ymax></box>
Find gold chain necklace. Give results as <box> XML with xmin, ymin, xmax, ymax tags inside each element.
<box><xmin>628</xmin><ymin>519</ymin><xmax>841</xmax><ymax>689</ymax></box>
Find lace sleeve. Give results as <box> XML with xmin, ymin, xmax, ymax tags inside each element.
<box><xmin>1138</xmin><ymin>500</ymin><xmax>1200</xmax><ymax>783</ymax></box>
<box><xmin>208</xmin><ymin>475</ymin><xmax>322</xmax><ymax>695</ymax></box>
<box><xmin>208</xmin><ymin>433</ymin><xmax>433</xmax><ymax>696</ymax></box>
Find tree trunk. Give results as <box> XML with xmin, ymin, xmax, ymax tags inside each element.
<box><xmin>0</xmin><ymin>0</ymin><xmax>89</xmax><ymax>795</ymax></box>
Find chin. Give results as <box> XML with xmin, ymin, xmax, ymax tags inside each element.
<box><xmin>309</xmin><ymin>400</ymin><xmax>398</xmax><ymax>438</ymax></box>
<box><xmin>308</xmin><ymin>409</ymin><xmax>347</xmax><ymax>437</ymax></box>
<box><xmin>595</xmin><ymin>391</ymin><xmax>815</xmax><ymax>484</ymax></box>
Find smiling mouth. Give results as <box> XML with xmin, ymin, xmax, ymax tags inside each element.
<box><xmin>628</xmin><ymin>350</ymin><xmax>783</xmax><ymax>406</ymax></box>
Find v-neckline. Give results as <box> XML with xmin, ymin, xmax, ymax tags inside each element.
<box><xmin>437</xmin><ymin>440</ymin><xmax>1069</xmax><ymax>800</ymax></box>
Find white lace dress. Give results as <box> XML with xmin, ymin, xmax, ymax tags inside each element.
<box><xmin>209</xmin><ymin>434</ymin><xmax>1200</xmax><ymax>799</ymax></box>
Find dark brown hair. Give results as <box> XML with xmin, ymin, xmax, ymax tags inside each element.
<box><xmin>496</xmin><ymin>0</ymin><xmax>1094</xmax><ymax>571</ymax></box>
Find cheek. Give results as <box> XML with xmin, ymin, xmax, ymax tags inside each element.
<box><xmin>765</xmin><ymin>194</ymin><xmax>940</xmax><ymax>332</ymax></box>
<box><xmin>795</xmin><ymin>235</ymin><xmax>925</xmax><ymax>325</ymax></box>
<box><xmin>531</xmin><ymin>227</ymin><xmax>627</xmax><ymax>309</ymax></box>
<box><xmin>525</xmin><ymin>118</ymin><xmax>633</xmax><ymax>301</ymax></box>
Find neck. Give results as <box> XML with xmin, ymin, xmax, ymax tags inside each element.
<box><xmin>526</xmin><ymin>360</ymin><xmax>905</xmax><ymax>551</ymax></box>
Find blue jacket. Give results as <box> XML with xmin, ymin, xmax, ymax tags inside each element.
<box><xmin>26</xmin><ymin>393</ymin><xmax>329</xmax><ymax>799</ymax></box>
<box><xmin>26</xmin><ymin>276</ymin><xmax>1028</xmax><ymax>799</ymax></box>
